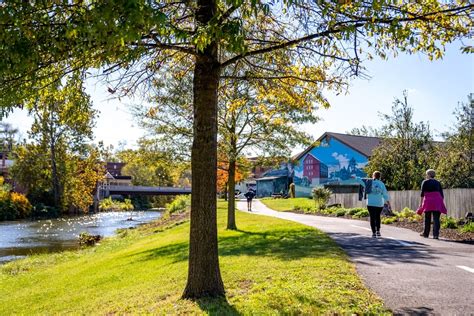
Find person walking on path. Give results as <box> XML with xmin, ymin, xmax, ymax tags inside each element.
<box><xmin>417</xmin><ymin>169</ymin><xmax>447</xmax><ymax>239</ymax></box>
<box><xmin>244</xmin><ymin>188</ymin><xmax>256</xmax><ymax>212</ymax></box>
<box><xmin>355</xmin><ymin>171</ymin><xmax>391</xmax><ymax>238</ymax></box>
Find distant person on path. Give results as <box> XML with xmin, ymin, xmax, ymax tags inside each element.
<box><xmin>417</xmin><ymin>169</ymin><xmax>447</xmax><ymax>239</ymax></box>
<box><xmin>244</xmin><ymin>189</ymin><xmax>256</xmax><ymax>212</ymax></box>
<box><xmin>355</xmin><ymin>171</ymin><xmax>390</xmax><ymax>238</ymax></box>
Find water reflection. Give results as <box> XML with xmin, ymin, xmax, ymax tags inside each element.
<box><xmin>0</xmin><ymin>211</ymin><xmax>162</xmax><ymax>264</ymax></box>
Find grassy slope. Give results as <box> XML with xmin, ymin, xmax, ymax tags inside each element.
<box><xmin>261</xmin><ymin>197</ymin><xmax>316</xmax><ymax>212</ymax></box>
<box><xmin>0</xmin><ymin>202</ymin><xmax>385</xmax><ymax>314</ymax></box>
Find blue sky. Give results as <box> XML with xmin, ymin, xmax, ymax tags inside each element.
<box><xmin>5</xmin><ymin>41</ymin><xmax>473</xmax><ymax>155</ymax></box>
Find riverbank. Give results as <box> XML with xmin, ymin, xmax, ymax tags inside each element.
<box><xmin>0</xmin><ymin>210</ymin><xmax>162</xmax><ymax>264</ymax></box>
<box><xmin>0</xmin><ymin>201</ymin><xmax>386</xmax><ymax>314</ymax></box>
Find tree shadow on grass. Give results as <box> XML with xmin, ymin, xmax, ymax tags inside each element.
<box><xmin>219</xmin><ymin>228</ymin><xmax>340</xmax><ymax>259</ymax></box>
<box><xmin>127</xmin><ymin>227</ymin><xmax>340</xmax><ymax>264</ymax></box>
<box><xmin>195</xmin><ymin>297</ymin><xmax>241</xmax><ymax>316</ymax></box>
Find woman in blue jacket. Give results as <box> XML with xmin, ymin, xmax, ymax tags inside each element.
<box><xmin>356</xmin><ymin>171</ymin><xmax>391</xmax><ymax>238</ymax></box>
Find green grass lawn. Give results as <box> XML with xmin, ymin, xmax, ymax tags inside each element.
<box><xmin>261</xmin><ymin>197</ymin><xmax>316</xmax><ymax>212</ymax></box>
<box><xmin>0</xmin><ymin>201</ymin><xmax>386</xmax><ymax>314</ymax></box>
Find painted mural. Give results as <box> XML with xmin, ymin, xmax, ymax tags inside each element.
<box><xmin>293</xmin><ymin>138</ymin><xmax>368</xmax><ymax>197</ymax></box>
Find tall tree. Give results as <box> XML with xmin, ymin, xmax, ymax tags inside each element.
<box><xmin>26</xmin><ymin>75</ymin><xmax>96</xmax><ymax>209</ymax></box>
<box><xmin>138</xmin><ymin>58</ymin><xmax>320</xmax><ymax>230</ymax></box>
<box><xmin>0</xmin><ymin>122</ymin><xmax>19</xmax><ymax>173</ymax></box>
<box><xmin>435</xmin><ymin>95</ymin><xmax>474</xmax><ymax>188</ymax></box>
<box><xmin>366</xmin><ymin>91</ymin><xmax>435</xmax><ymax>190</ymax></box>
<box><xmin>1</xmin><ymin>0</ymin><xmax>472</xmax><ymax>299</ymax></box>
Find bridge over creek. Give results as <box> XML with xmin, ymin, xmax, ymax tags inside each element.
<box><xmin>99</xmin><ymin>185</ymin><xmax>191</xmax><ymax>198</ymax></box>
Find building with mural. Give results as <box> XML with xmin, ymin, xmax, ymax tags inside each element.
<box><xmin>292</xmin><ymin>132</ymin><xmax>381</xmax><ymax>197</ymax></box>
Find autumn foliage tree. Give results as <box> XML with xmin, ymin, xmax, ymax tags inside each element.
<box><xmin>1</xmin><ymin>0</ymin><xmax>472</xmax><ymax>299</ymax></box>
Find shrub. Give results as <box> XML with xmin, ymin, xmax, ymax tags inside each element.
<box><xmin>31</xmin><ymin>203</ymin><xmax>59</xmax><ymax>219</ymax></box>
<box><xmin>460</xmin><ymin>222</ymin><xmax>474</xmax><ymax>233</ymax></box>
<box><xmin>352</xmin><ymin>209</ymin><xmax>369</xmax><ymax>218</ymax></box>
<box><xmin>346</xmin><ymin>208</ymin><xmax>360</xmax><ymax>216</ymax></box>
<box><xmin>398</xmin><ymin>207</ymin><xmax>417</xmax><ymax>218</ymax></box>
<box><xmin>166</xmin><ymin>195</ymin><xmax>190</xmax><ymax>214</ymax></box>
<box><xmin>311</xmin><ymin>187</ymin><xmax>332</xmax><ymax>210</ymax></box>
<box><xmin>78</xmin><ymin>232</ymin><xmax>101</xmax><ymax>246</ymax></box>
<box><xmin>321</xmin><ymin>207</ymin><xmax>337</xmax><ymax>215</ymax></box>
<box><xmin>0</xmin><ymin>191</ymin><xmax>33</xmax><ymax>220</ymax></box>
<box><xmin>99</xmin><ymin>197</ymin><xmax>135</xmax><ymax>212</ymax></box>
<box><xmin>441</xmin><ymin>216</ymin><xmax>458</xmax><ymax>229</ymax></box>
<box><xmin>303</xmin><ymin>206</ymin><xmax>315</xmax><ymax>214</ymax></box>
<box><xmin>335</xmin><ymin>209</ymin><xmax>347</xmax><ymax>217</ymax></box>
<box><xmin>408</xmin><ymin>214</ymin><xmax>422</xmax><ymax>222</ymax></box>
<box><xmin>0</xmin><ymin>197</ymin><xmax>16</xmax><ymax>220</ymax></box>
<box><xmin>382</xmin><ymin>217</ymin><xmax>398</xmax><ymax>224</ymax></box>
<box><xmin>10</xmin><ymin>192</ymin><xmax>32</xmax><ymax>219</ymax></box>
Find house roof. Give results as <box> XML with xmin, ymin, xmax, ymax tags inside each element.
<box><xmin>302</xmin><ymin>153</ymin><xmax>321</xmax><ymax>163</ymax></box>
<box><xmin>256</xmin><ymin>176</ymin><xmax>287</xmax><ymax>181</ymax></box>
<box><xmin>261</xmin><ymin>168</ymin><xmax>290</xmax><ymax>178</ymax></box>
<box><xmin>294</xmin><ymin>132</ymin><xmax>382</xmax><ymax>160</ymax></box>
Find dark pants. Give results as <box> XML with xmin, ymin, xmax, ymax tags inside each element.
<box><xmin>367</xmin><ymin>206</ymin><xmax>383</xmax><ymax>234</ymax></box>
<box><xmin>423</xmin><ymin>211</ymin><xmax>440</xmax><ymax>238</ymax></box>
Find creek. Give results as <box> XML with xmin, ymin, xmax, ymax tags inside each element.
<box><xmin>0</xmin><ymin>210</ymin><xmax>162</xmax><ymax>264</ymax></box>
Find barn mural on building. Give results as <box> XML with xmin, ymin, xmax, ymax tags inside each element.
<box><xmin>293</xmin><ymin>132</ymin><xmax>381</xmax><ymax>197</ymax></box>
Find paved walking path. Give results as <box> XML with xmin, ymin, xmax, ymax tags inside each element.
<box><xmin>236</xmin><ymin>199</ymin><xmax>474</xmax><ymax>315</ymax></box>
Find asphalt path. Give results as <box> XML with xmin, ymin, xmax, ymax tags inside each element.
<box><xmin>236</xmin><ymin>199</ymin><xmax>474</xmax><ymax>315</ymax></box>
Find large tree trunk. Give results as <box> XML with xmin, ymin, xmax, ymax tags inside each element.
<box><xmin>227</xmin><ymin>159</ymin><xmax>237</xmax><ymax>230</ymax></box>
<box><xmin>50</xmin><ymin>140</ymin><xmax>61</xmax><ymax>210</ymax></box>
<box><xmin>182</xmin><ymin>0</ymin><xmax>224</xmax><ymax>299</ymax></box>
<box><xmin>223</xmin><ymin>181</ymin><xmax>228</xmax><ymax>201</ymax></box>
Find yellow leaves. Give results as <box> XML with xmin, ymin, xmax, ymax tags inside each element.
<box><xmin>66</xmin><ymin>29</ymin><xmax>78</xmax><ymax>39</ymax></box>
<box><xmin>147</xmin><ymin>107</ymin><xmax>158</xmax><ymax>119</ymax></box>
<box><xmin>227</xmin><ymin>98</ymin><xmax>247</xmax><ymax>112</ymax></box>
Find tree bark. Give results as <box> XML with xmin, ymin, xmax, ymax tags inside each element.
<box><xmin>223</xmin><ymin>181</ymin><xmax>228</xmax><ymax>201</ymax></box>
<box><xmin>227</xmin><ymin>159</ymin><xmax>237</xmax><ymax>230</ymax></box>
<box><xmin>50</xmin><ymin>139</ymin><xmax>61</xmax><ymax>210</ymax></box>
<box><xmin>182</xmin><ymin>0</ymin><xmax>225</xmax><ymax>299</ymax></box>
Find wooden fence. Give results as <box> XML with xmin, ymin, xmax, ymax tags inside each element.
<box><xmin>327</xmin><ymin>188</ymin><xmax>474</xmax><ymax>219</ymax></box>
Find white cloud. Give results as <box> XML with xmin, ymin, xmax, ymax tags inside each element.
<box><xmin>331</xmin><ymin>152</ymin><xmax>349</xmax><ymax>168</ymax></box>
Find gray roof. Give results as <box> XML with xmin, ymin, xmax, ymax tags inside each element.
<box><xmin>294</xmin><ymin>132</ymin><xmax>381</xmax><ymax>160</ymax></box>
<box><xmin>256</xmin><ymin>176</ymin><xmax>287</xmax><ymax>181</ymax></box>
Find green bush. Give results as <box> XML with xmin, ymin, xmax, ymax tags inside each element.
<box><xmin>346</xmin><ymin>208</ymin><xmax>360</xmax><ymax>216</ymax></box>
<box><xmin>441</xmin><ymin>216</ymin><xmax>458</xmax><ymax>229</ymax></box>
<box><xmin>31</xmin><ymin>203</ymin><xmax>59</xmax><ymax>219</ymax></box>
<box><xmin>311</xmin><ymin>187</ymin><xmax>332</xmax><ymax>210</ymax></box>
<box><xmin>382</xmin><ymin>217</ymin><xmax>398</xmax><ymax>224</ymax></box>
<box><xmin>398</xmin><ymin>207</ymin><xmax>417</xmax><ymax>218</ymax></box>
<box><xmin>302</xmin><ymin>206</ymin><xmax>315</xmax><ymax>214</ymax></box>
<box><xmin>99</xmin><ymin>197</ymin><xmax>135</xmax><ymax>212</ymax></box>
<box><xmin>166</xmin><ymin>195</ymin><xmax>190</xmax><ymax>214</ymax></box>
<box><xmin>352</xmin><ymin>209</ymin><xmax>369</xmax><ymax>218</ymax></box>
<box><xmin>460</xmin><ymin>222</ymin><xmax>474</xmax><ymax>233</ymax></box>
<box><xmin>335</xmin><ymin>209</ymin><xmax>347</xmax><ymax>217</ymax></box>
<box><xmin>78</xmin><ymin>232</ymin><xmax>101</xmax><ymax>246</ymax></box>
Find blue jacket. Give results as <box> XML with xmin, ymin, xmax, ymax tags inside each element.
<box><xmin>356</xmin><ymin>178</ymin><xmax>390</xmax><ymax>207</ymax></box>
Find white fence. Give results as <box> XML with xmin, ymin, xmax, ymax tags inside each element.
<box><xmin>327</xmin><ymin>188</ymin><xmax>474</xmax><ymax>219</ymax></box>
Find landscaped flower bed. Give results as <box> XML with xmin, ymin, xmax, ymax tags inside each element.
<box><xmin>315</xmin><ymin>206</ymin><xmax>474</xmax><ymax>243</ymax></box>
<box><xmin>262</xmin><ymin>198</ymin><xmax>474</xmax><ymax>243</ymax></box>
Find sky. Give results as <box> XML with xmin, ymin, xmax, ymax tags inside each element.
<box><xmin>4</xmin><ymin>41</ymin><xmax>474</xmax><ymax>156</ymax></box>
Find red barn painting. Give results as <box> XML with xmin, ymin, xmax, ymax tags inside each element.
<box><xmin>303</xmin><ymin>154</ymin><xmax>328</xmax><ymax>183</ymax></box>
